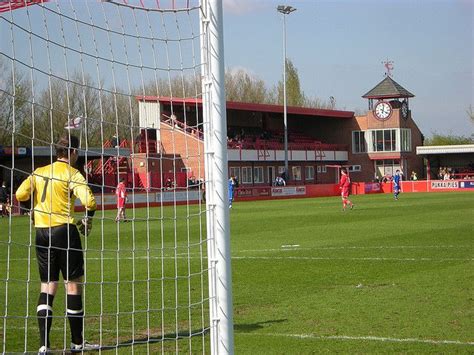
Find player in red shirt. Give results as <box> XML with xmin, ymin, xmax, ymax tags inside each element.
<box><xmin>115</xmin><ymin>178</ymin><xmax>128</xmax><ymax>222</ymax></box>
<box><xmin>339</xmin><ymin>168</ymin><xmax>354</xmax><ymax>211</ymax></box>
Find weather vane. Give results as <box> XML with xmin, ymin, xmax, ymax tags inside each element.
<box><xmin>382</xmin><ymin>59</ymin><xmax>394</xmax><ymax>77</ymax></box>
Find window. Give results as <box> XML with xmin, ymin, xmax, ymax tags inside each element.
<box><xmin>352</xmin><ymin>131</ymin><xmax>367</xmax><ymax>153</ymax></box>
<box><xmin>305</xmin><ymin>166</ymin><xmax>314</xmax><ymax>180</ymax></box>
<box><xmin>400</xmin><ymin>129</ymin><xmax>411</xmax><ymax>152</ymax></box>
<box><xmin>375</xmin><ymin>159</ymin><xmax>401</xmax><ymax>178</ymax></box>
<box><xmin>348</xmin><ymin>165</ymin><xmax>361</xmax><ymax>172</ymax></box>
<box><xmin>370</xmin><ymin>129</ymin><xmax>397</xmax><ymax>152</ymax></box>
<box><xmin>241</xmin><ymin>167</ymin><xmax>252</xmax><ymax>184</ymax></box>
<box><xmin>277</xmin><ymin>166</ymin><xmax>285</xmax><ymax>175</ymax></box>
<box><xmin>267</xmin><ymin>166</ymin><xmax>275</xmax><ymax>184</ymax></box>
<box><xmin>321</xmin><ymin>165</ymin><xmax>327</xmax><ymax>173</ymax></box>
<box><xmin>253</xmin><ymin>166</ymin><xmax>264</xmax><ymax>183</ymax></box>
<box><xmin>229</xmin><ymin>167</ymin><xmax>241</xmax><ymax>183</ymax></box>
<box><xmin>292</xmin><ymin>166</ymin><xmax>302</xmax><ymax>181</ymax></box>
<box><xmin>384</xmin><ymin>130</ymin><xmax>396</xmax><ymax>151</ymax></box>
<box><xmin>317</xmin><ymin>165</ymin><xmax>321</xmax><ymax>173</ymax></box>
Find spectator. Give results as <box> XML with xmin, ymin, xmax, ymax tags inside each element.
<box><xmin>188</xmin><ymin>176</ymin><xmax>197</xmax><ymax>188</ymax></box>
<box><xmin>410</xmin><ymin>171</ymin><xmax>418</xmax><ymax>181</ymax></box>
<box><xmin>111</xmin><ymin>134</ymin><xmax>119</xmax><ymax>148</ymax></box>
<box><xmin>274</xmin><ymin>176</ymin><xmax>286</xmax><ymax>187</ymax></box>
<box><xmin>0</xmin><ymin>181</ymin><xmax>8</xmax><ymax>217</ymax></box>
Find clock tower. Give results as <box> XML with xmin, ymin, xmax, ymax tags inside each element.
<box><xmin>348</xmin><ymin>71</ymin><xmax>423</xmax><ymax>182</ymax></box>
<box><xmin>362</xmin><ymin>75</ymin><xmax>414</xmax><ymax>122</ymax></box>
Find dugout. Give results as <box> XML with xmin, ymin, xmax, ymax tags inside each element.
<box><xmin>416</xmin><ymin>144</ymin><xmax>474</xmax><ymax>179</ymax></box>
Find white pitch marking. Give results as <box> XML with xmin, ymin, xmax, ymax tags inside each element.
<box><xmin>242</xmin><ymin>332</ymin><xmax>474</xmax><ymax>346</ymax></box>
<box><xmin>281</xmin><ymin>244</ymin><xmax>300</xmax><ymax>248</ymax></box>
<box><xmin>240</xmin><ymin>245</ymin><xmax>470</xmax><ymax>254</ymax></box>
<box><xmin>2</xmin><ymin>255</ymin><xmax>473</xmax><ymax>262</ymax></box>
<box><xmin>231</xmin><ymin>256</ymin><xmax>473</xmax><ymax>262</ymax></box>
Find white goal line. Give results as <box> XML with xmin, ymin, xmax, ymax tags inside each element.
<box><xmin>231</xmin><ymin>256</ymin><xmax>473</xmax><ymax>262</ymax></box>
<box><xmin>2</xmin><ymin>255</ymin><xmax>473</xmax><ymax>263</ymax></box>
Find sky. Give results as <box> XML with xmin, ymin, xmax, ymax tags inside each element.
<box><xmin>0</xmin><ymin>0</ymin><xmax>472</xmax><ymax>139</ymax></box>
<box><xmin>222</xmin><ymin>0</ymin><xmax>473</xmax><ymax>138</ymax></box>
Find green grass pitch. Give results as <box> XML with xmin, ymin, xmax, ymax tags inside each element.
<box><xmin>1</xmin><ymin>191</ymin><xmax>473</xmax><ymax>353</ymax></box>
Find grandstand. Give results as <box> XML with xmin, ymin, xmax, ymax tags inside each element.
<box><xmin>137</xmin><ymin>96</ymin><xmax>352</xmax><ymax>186</ymax></box>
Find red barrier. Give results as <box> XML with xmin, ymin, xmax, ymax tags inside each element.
<box><xmin>232</xmin><ymin>179</ymin><xmax>473</xmax><ymax>202</ymax></box>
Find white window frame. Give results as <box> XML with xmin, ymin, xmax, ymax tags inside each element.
<box><xmin>292</xmin><ymin>166</ymin><xmax>302</xmax><ymax>181</ymax></box>
<box><xmin>253</xmin><ymin>166</ymin><xmax>264</xmax><ymax>183</ymax></box>
<box><xmin>349</xmin><ymin>165</ymin><xmax>361</xmax><ymax>172</ymax></box>
<box><xmin>241</xmin><ymin>166</ymin><xmax>252</xmax><ymax>184</ymax></box>
<box><xmin>321</xmin><ymin>165</ymin><xmax>327</xmax><ymax>173</ymax></box>
<box><xmin>352</xmin><ymin>130</ymin><xmax>367</xmax><ymax>153</ymax></box>
<box><xmin>305</xmin><ymin>166</ymin><xmax>314</xmax><ymax>180</ymax></box>
<box><xmin>368</xmin><ymin>128</ymin><xmax>398</xmax><ymax>152</ymax></box>
<box><xmin>400</xmin><ymin>128</ymin><xmax>411</xmax><ymax>152</ymax></box>
<box><xmin>267</xmin><ymin>166</ymin><xmax>275</xmax><ymax>184</ymax></box>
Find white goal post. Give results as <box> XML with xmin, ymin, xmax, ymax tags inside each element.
<box><xmin>0</xmin><ymin>0</ymin><xmax>233</xmax><ymax>353</ymax></box>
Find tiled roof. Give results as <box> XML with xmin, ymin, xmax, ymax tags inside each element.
<box><xmin>362</xmin><ymin>76</ymin><xmax>415</xmax><ymax>99</ymax></box>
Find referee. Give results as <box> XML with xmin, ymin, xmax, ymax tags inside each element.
<box><xmin>16</xmin><ymin>135</ymin><xmax>99</xmax><ymax>353</ymax></box>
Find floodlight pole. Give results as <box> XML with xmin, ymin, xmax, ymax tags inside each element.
<box><xmin>277</xmin><ymin>5</ymin><xmax>296</xmax><ymax>181</ymax></box>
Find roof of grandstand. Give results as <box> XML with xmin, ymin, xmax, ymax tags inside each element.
<box><xmin>416</xmin><ymin>144</ymin><xmax>474</xmax><ymax>155</ymax></box>
<box><xmin>137</xmin><ymin>96</ymin><xmax>354</xmax><ymax>119</ymax></box>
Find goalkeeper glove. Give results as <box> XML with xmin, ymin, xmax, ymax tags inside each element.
<box><xmin>76</xmin><ymin>217</ymin><xmax>93</xmax><ymax>236</ymax></box>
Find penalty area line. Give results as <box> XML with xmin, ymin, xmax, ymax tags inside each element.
<box><xmin>241</xmin><ymin>332</ymin><xmax>474</xmax><ymax>346</ymax></box>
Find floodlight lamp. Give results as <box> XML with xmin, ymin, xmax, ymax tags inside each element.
<box><xmin>277</xmin><ymin>5</ymin><xmax>296</xmax><ymax>14</ymax></box>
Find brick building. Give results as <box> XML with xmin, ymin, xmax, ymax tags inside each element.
<box><xmin>0</xmin><ymin>76</ymin><xmax>424</xmax><ymax>190</ymax></box>
<box><xmin>137</xmin><ymin>75</ymin><xmax>424</xmax><ymax>186</ymax></box>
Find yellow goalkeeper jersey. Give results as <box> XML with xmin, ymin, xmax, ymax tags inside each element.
<box><xmin>16</xmin><ymin>161</ymin><xmax>97</xmax><ymax>228</ymax></box>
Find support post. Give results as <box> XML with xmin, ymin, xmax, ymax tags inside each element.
<box><xmin>200</xmin><ymin>0</ymin><xmax>234</xmax><ymax>354</ymax></box>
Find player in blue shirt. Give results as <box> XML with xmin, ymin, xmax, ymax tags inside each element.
<box><xmin>393</xmin><ymin>170</ymin><xmax>402</xmax><ymax>200</ymax></box>
<box><xmin>228</xmin><ymin>177</ymin><xmax>236</xmax><ymax>208</ymax></box>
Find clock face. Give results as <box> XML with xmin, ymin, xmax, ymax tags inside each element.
<box><xmin>374</xmin><ymin>101</ymin><xmax>392</xmax><ymax>120</ymax></box>
<box><xmin>401</xmin><ymin>101</ymin><xmax>409</xmax><ymax>119</ymax></box>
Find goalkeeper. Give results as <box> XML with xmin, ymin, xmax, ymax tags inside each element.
<box><xmin>16</xmin><ymin>134</ymin><xmax>99</xmax><ymax>353</ymax></box>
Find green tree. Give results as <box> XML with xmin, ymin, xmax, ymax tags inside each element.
<box><xmin>276</xmin><ymin>59</ymin><xmax>305</xmax><ymax>107</ymax></box>
<box><xmin>424</xmin><ymin>133</ymin><xmax>474</xmax><ymax>146</ymax></box>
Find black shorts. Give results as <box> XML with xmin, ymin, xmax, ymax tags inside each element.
<box><xmin>36</xmin><ymin>224</ymin><xmax>84</xmax><ymax>282</ymax></box>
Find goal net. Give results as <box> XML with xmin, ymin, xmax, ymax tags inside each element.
<box><xmin>0</xmin><ymin>0</ymin><xmax>233</xmax><ymax>353</ymax></box>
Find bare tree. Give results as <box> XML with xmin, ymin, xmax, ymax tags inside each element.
<box><xmin>26</xmin><ymin>72</ymin><xmax>102</xmax><ymax>146</ymax></box>
<box><xmin>0</xmin><ymin>57</ymin><xmax>32</xmax><ymax>146</ymax></box>
<box><xmin>225</xmin><ymin>69</ymin><xmax>268</xmax><ymax>103</ymax></box>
